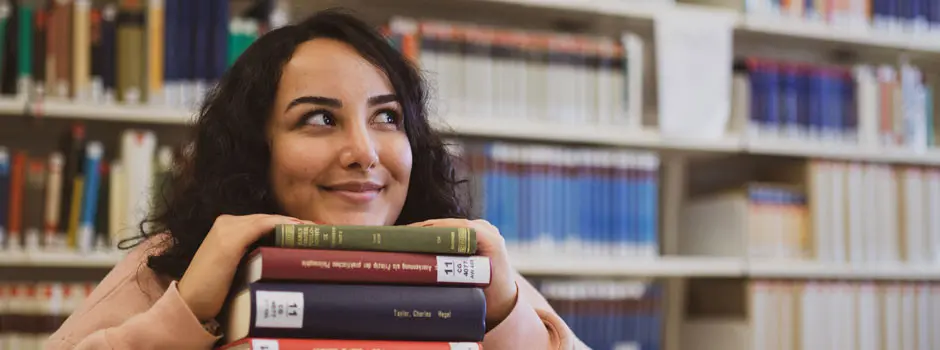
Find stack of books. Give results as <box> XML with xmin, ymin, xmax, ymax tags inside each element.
<box><xmin>216</xmin><ymin>223</ymin><xmax>491</xmax><ymax>350</ymax></box>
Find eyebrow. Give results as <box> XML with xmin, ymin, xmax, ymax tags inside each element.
<box><xmin>285</xmin><ymin>94</ymin><xmax>400</xmax><ymax>112</ymax></box>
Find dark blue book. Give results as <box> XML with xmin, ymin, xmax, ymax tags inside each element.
<box><xmin>224</xmin><ymin>283</ymin><xmax>486</xmax><ymax>344</ymax></box>
<box><xmin>211</xmin><ymin>0</ymin><xmax>229</xmax><ymax>81</ymax></box>
<box><xmin>163</xmin><ymin>0</ymin><xmax>177</xmax><ymax>98</ymax></box>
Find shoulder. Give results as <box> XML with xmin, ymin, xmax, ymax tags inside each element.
<box><xmin>46</xmin><ymin>235</ymin><xmax>174</xmax><ymax>347</ymax></box>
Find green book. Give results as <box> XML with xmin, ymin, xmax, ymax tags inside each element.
<box><xmin>0</xmin><ymin>1</ymin><xmax>9</xmax><ymax>87</ymax></box>
<box><xmin>273</xmin><ymin>224</ymin><xmax>477</xmax><ymax>255</ymax></box>
<box><xmin>16</xmin><ymin>2</ymin><xmax>32</xmax><ymax>91</ymax></box>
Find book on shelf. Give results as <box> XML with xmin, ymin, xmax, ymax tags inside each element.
<box><xmin>0</xmin><ymin>281</ymin><xmax>98</xmax><ymax>350</ymax></box>
<box><xmin>748</xmin><ymin>279</ymin><xmax>940</xmax><ymax>350</ymax></box>
<box><xmin>530</xmin><ymin>278</ymin><xmax>662</xmax><ymax>350</ymax></box>
<box><xmin>0</xmin><ymin>123</ymin><xmax>177</xmax><ymax>253</ymax></box>
<box><xmin>219</xmin><ymin>223</ymin><xmax>491</xmax><ymax>349</ymax></box>
<box><xmin>0</xmin><ymin>0</ymin><xmax>261</xmax><ymax>110</ymax></box>
<box><xmin>681</xmin><ymin>158</ymin><xmax>940</xmax><ymax>264</ymax></box>
<box><xmin>451</xmin><ymin>140</ymin><xmax>660</xmax><ymax>258</ymax></box>
<box><xmin>384</xmin><ymin>16</ymin><xmax>644</xmax><ymax>129</ymax></box>
<box><xmin>732</xmin><ymin>56</ymin><xmax>940</xmax><ymax>151</ymax></box>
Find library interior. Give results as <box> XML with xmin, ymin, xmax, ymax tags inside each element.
<box><xmin>1</xmin><ymin>0</ymin><xmax>939</xmax><ymax>349</ymax></box>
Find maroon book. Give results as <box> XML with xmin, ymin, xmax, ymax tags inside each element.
<box><xmin>242</xmin><ymin>247</ymin><xmax>492</xmax><ymax>287</ymax></box>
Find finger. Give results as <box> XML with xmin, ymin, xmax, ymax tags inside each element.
<box><xmin>234</xmin><ymin>214</ymin><xmax>305</xmax><ymax>247</ymax></box>
<box><xmin>406</xmin><ymin>218</ymin><xmax>470</xmax><ymax>227</ymax></box>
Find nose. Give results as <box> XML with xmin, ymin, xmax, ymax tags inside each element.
<box><xmin>339</xmin><ymin>122</ymin><xmax>379</xmax><ymax>170</ymax></box>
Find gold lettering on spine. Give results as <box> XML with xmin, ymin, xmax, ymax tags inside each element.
<box><xmin>412</xmin><ymin>310</ymin><xmax>431</xmax><ymax>318</ymax></box>
<box><xmin>458</xmin><ymin>228</ymin><xmax>469</xmax><ymax>253</ymax></box>
<box><xmin>285</xmin><ymin>225</ymin><xmax>295</xmax><ymax>247</ymax></box>
<box><xmin>438</xmin><ymin>310</ymin><xmax>452</xmax><ymax>319</ymax></box>
<box><xmin>394</xmin><ymin>309</ymin><xmax>411</xmax><ymax>318</ymax></box>
<box><xmin>313</xmin><ymin>226</ymin><xmax>321</xmax><ymax>247</ymax></box>
<box><xmin>450</xmin><ymin>231</ymin><xmax>455</xmax><ymax>251</ymax></box>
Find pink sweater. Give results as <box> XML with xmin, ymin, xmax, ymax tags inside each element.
<box><xmin>45</xmin><ymin>237</ymin><xmax>588</xmax><ymax>349</ymax></box>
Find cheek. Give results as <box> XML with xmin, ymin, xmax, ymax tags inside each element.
<box><xmin>270</xmin><ymin>137</ymin><xmax>332</xmax><ymax>190</ymax></box>
<box><xmin>383</xmin><ymin>136</ymin><xmax>413</xmax><ymax>186</ymax></box>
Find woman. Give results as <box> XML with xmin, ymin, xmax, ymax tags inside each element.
<box><xmin>46</xmin><ymin>9</ymin><xmax>586</xmax><ymax>350</ymax></box>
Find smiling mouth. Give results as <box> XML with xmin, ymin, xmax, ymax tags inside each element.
<box><xmin>319</xmin><ymin>183</ymin><xmax>385</xmax><ymax>203</ymax></box>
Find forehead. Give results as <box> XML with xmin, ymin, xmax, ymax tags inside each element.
<box><xmin>278</xmin><ymin>38</ymin><xmax>395</xmax><ymax>100</ymax></box>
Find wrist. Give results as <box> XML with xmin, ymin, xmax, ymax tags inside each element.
<box><xmin>485</xmin><ymin>280</ymin><xmax>519</xmax><ymax>331</ymax></box>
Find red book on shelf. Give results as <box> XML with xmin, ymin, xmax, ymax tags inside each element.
<box><xmin>218</xmin><ymin>338</ymin><xmax>482</xmax><ymax>350</ymax></box>
<box><xmin>242</xmin><ymin>247</ymin><xmax>491</xmax><ymax>287</ymax></box>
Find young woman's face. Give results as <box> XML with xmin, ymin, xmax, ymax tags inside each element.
<box><xmin>267</xmin><ymin>38</ymin><xmax>412</xmax><ymax>226</ymax></box>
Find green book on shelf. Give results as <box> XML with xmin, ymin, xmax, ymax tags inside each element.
<box><xmin>16</xmin><ymin>2</ymin><xmax>32</xmax><ymax>91</ymax></box>
<box><xmin>272</xmin><ymin>223</ymin><xmax>477</xmax><ymax>255</ymax></box>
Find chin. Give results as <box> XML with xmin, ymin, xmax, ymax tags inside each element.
<box><xmin>312</xmin><ymin>211</ymin><xmax>394</xmax><ymax>226</ymax></box>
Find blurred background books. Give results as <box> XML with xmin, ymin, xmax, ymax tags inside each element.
<box><xmin>4</xmin><ymin>0</ymin><xmax>940</xmax><ymax>349</ymax></box>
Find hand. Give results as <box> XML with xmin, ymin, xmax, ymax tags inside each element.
<box><xmin>408</xmin><ymin>218</ymin><xmax>518</xmax><ymax>330</ymax></box>
<box><xmin>177</xmin><ymin>214</ymin><xmax>311</xmax><ymax>322</ymax></box>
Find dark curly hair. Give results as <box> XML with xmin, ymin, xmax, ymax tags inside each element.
<box><xmin>123</xmin><ymin>9</ymin><xmax>469</xmax><ymax>280</ymax></box>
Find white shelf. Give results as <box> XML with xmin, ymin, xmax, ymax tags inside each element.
<box><xmin>748</xmin><ymin>260</ymin><xmax>940</xmax><ymax>280</ymax></box>
<box><xmin>510</xmin><ymin>252</ymin><xmax>748</xmax><ymax>277</ymax></box>
<box><xmin>738</xmin><ymin>15</ymin><xmax>940</xmax><ymax>54</ymax></box>
<box><xmin>34</xmin><ymin>100</ymin><xmax>193</xmax><ymax>125</ymax></box>
<box><xmin>436</xmin><ymin>116</ymin><xmax>742</xmax><ymax>152</ymax></box>
<box><xmin>0</xmin><ymin>97</ymin><xmax>26</xmax><ymax>114</ymax></box>
<box><xmin>0</xmin><ymin>250</ymin><xmax>125</xmax><ymax>268</ymax></box>
<box><xmin>744</xmin><ymin>137</ymin><xmax>940</xmax><ymax>165</ymax></box>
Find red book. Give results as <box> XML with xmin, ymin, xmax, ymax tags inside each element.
<box><xmin>242</xmin><ymin>247</ymin><xmax>491</xmax><ymax>287</ymax></box>
<box><xmin>218</xmin><ymin>338</ymin><xmax>482</xmax><ymax>350</ymax></box>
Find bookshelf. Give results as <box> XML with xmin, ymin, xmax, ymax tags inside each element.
<box><xmin>2</xmin><ymin>0</ymin><xmax>940</xmax><ymax>349</ymax></box>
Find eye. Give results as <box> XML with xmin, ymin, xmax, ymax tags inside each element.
<box><xmin>371</xmin><ymin>109</ymin><xmax>401</xmax><ymax>128</ymax></box>
<box><xmin>301</xmin><ymin>110</ymin><xmax>334</xmax><ymax>127</ymax></box>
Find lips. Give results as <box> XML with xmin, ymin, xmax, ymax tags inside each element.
<box><xmin>320</xmin><ymin>181</ymin><xmax>385</xmax><ymax>203</ymax></box>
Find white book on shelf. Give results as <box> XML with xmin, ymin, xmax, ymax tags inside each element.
<box><xmin>831</xmin><ymin>163</ymin><xmax>847</xmax><ymax>262</ymax></box>
<box><xmin>903</xmin><ymin>285</ymin><xmax>917</xmax><ymax>350</ymax></box>
<box><xmin>844</xmin><ymin>283</ymin><xmax>857</xmax><ymax>350</ymax></box>
<box><xmin>854</xmin><ymin>65</ymin><xmax>879</xmax><ymax>148</ymax></box>
<box><xmin>926</xmin><ymin>170</ymin><xmax>940</xmax><ymax>263</ymax></box>
<box><xmin>623</xmin><ymin>32</ymin><xmax>644</xmax><ymax>128</ymax></box>
<box><xmin>901</xmin><ymin>168</ymin><xmax>927</xmax><ymax>263</ymax></box>
<box><xmin>931</xmin><ymin>285</ymin><xmax>940</xmax><ymax>349</ymax></box>
<box><xmin>751</xmin><ymin>282</ymin><xmax>769</xmax><ymax>350</ymax></box>
<box><xmin>846</xmin><ymin>163</ymin><xmax>864</xmax><ymax>263</ymax></box>
<box><xmin>887</xmin><ymin>167</ymin><xmax>901</xmax><ymax>262</ymax></box>
<box><xmin>885</xmin><ymin>284</ymin><xmax>902</xmax><ymax>350</ymax></box>
<box><xmin>917</xmin><ymin>283</ymin><xmax>930</xmax><ymax>350</ymax></box>
<box><xmin>858</xmin><ymin>283</ymin><xmax>879</xmax><ymax>350</ymax></box>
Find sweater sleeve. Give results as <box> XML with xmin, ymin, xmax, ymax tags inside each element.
<box><xmin>481</xmin><ymin>271</ymin><xmax>589</xmax><ymax>350</ymax></box>
<box><xmin>57</xmin><ymin>281</ymin><xmax>220</xmax><ymax>350</ymax></box>
<box><xmin>44</xmin><ymin>237</ymin><xmax>221</xmax><ymax>350</ymax></box>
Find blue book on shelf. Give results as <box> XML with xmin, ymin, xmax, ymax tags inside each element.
<box><xmin>782</xmin><ymin>65</ymin><xmax>799</xmax><ymax>137</ymax></box>
<box><xmin>748</xmin><ymin>60</ymin><xmax>764</xmax><ymax>135</ymax></box>
<box><xmin>164</xmin><ymin>0</ymin><xmax>178</xmax><ymax>93</ymax></box>
<box><xmin>78</xmin><ymin>142</ymin><xmax>104</xmax><ymax>251</ymax></box>
<box><xmin>764</xmin><ymin>63</ymin><xmax>780</xmax><ymax>135</ymax></box>
<box><xmin>212</xmin><ymin>0</ymin><xmax>229</xmax><ymax>81</ymax></box>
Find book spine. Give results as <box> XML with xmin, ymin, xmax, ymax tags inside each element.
<box><xmin>58</xmin><ymin>123</ymin><xmax>84</xmax><ymax>236</ymax></box>
<box><xmin>16</xmin><ymin>1</ymin><xmax>33</xmax><ymax>96</ymax></box>
<box><xmin>73</xmin><ymin>0</ymin><xmax>90</xmax><ymax>101</ymax></box>
<box><xmin>0</xmin><ymin>147</ymin><xmax>8</xmax><ymax>246</ymax></box>
<box><xmin>243</xmin><ymin>283</ymin><xmax>485</xmax><ymax>342</ymax></box>
<box><xmin>8</xmin><ymin>151</ymin><xmax>25</xmax><ymax>249</ymax></box>
<box><xmin>146</xmin><ymin>0</ymin><xmax>163</xmax><ymax>104</ymax></box>
<box><xmin>116</xmin><ymin>0</ymin><xmax>144</xmax><ymax>103</ymax></box>
<box><xmin>78</xmin><ymin>141</ymin><xmax>102</xmax><ymax>252</ymax></box>
<box><xmin>108</xmin><ymin>161</ymin><xmax>124</xmax><ymax>244</ymax></box>
<box><xmin>221</xmin><ymin>338</ymin><xmax>482</xmax><ymax>350</ymax></box>
<box><xmin>251</xmin><ymin>247</ymin><xmax>491</xmax><ymax>287</ymax></box>
<box><xmin>101</xmin><ymin>4</ymin><xmax>116</xmax><ymax>102</ymax></box>
<box><xmin>24</xmin><ymin>158</ymin><xmax>45</xmax><ymax>250</ymax></box>
<box><xmin>273</xmin><ymin>224</ymin><xmax>477</xmax><ymax>255</ymax></box>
